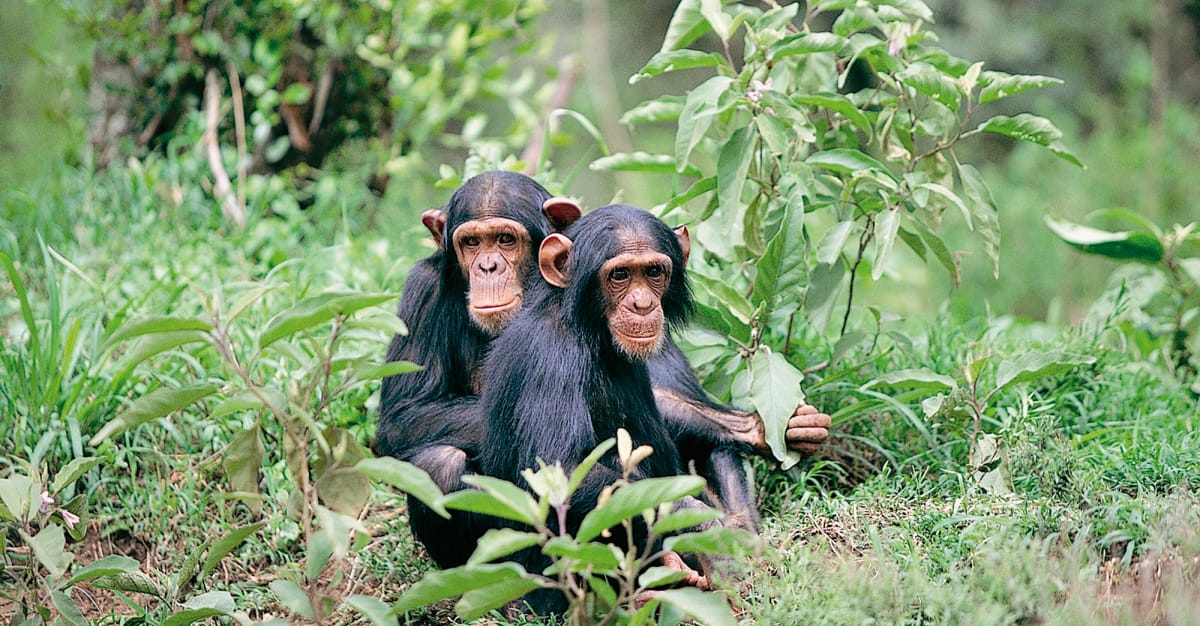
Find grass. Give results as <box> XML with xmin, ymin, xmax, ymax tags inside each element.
<box><xmin>3</xmin><ymin>158</ymin><xmax>1199</xmax><ymax>624</ymax></box>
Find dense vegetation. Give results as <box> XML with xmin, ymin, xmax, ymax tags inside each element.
<box><xmin>2</xmin><ymin>0</ymin><xmax>1198</xmax><ymax>624</ymax></box>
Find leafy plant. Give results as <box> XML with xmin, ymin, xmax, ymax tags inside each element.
<box><xmin>89</xmin><ymin>281</ymin><xmax>409</xmax><ymax>624</ymax></box>
<box><xmin>1048</xmin><ymin>212</ymin><xmax>1200</xmax><ymax>391</ymax></box>
<box><xmin>368</xmin><ymin>429</ymin><xmax>757</xmax><ymax>625</ymax></box>
<box><xmin>595</xmin><ymin>0</ymin><xmax>1079</xmax><ymax>465</ymax></box>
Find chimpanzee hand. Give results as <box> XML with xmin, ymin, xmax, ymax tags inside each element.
<box><xmin>786</xmin><ymin>403</ymin><xmax>831</xmax><ymax>454</ymax></box>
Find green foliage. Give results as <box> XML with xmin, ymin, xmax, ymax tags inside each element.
<box><xmin>380</xmin><ymin>430</ymin><xmax>756</xmax><ymax>625</ymax></box>
<box><xmin>597</xmin><ymin>0</ymin><xmax>1077</xmax><ymax>465</ymax></box>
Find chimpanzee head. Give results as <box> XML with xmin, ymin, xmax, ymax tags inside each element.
<box><xmin>422</xmin><ymin>171</ymin><xmax>580</xmax><ymax>334</ymax></box>
<box><xmin>537</xmin><ymin>204</ymin><xmax>692</xmax><ymax>360</ymax></box>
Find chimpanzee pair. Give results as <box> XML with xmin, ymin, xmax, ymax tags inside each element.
<box><xmin>375</xmin><ymin>171</ymin><xmax>830</xmax><ymax>610</ymax></box>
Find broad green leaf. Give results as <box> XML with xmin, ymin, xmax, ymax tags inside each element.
<box><xmin>958</xmin><ymin>164</ymin><xmax>1002</xmax><ymax>278</ymax></box>
<box><xmin>805</xmin><ymin>260</ymin><xmax>846</xmax><ymax>332</ymax></box>
<box><xmin>281</xmin><ymin>83</ymin><xmax>311</xmax><ymax>105</ymax></box>
<box><xmin>356</xmin><ymin>457</ymin><xmax>448</xmax><ymax>518</ymax></box>
<box><xmin>897</xmin><ymin>62</ymin><xmax>962</xmax><ymax>111</ymax></box>
<box><xmin>1045</xmin><ymin>216</ymin><xmax>1165</xmax><ymax>263</ymax></box>
<box><xmin>881</xmin><ymin>0</ymin><xmax>934</xmax><ymax>20</ymax></box>
<box><xmin>52</xmin><ymin>590</ymin><xmax>87</xmax><ymax>626</ymax></box>
<box><xmin>224</xmin><ymin>426</ymin><xmax>264</xmax><ymax>509</ymax></box>
<box><xmin>392</xmin><ymin>562</ymin><xmax>529</xmax><ymax>614</ymax></box>
<box><xmin>51</xmin><ymin>456</ymin><xmax>101</xmax><ymax>493</ymax></box>
<box><xmin>269</xmin><ymin>580</ymin><xmax>315</xmax><ymax>619</ymax></box>
<box><xmin>917</xmin><ymin>182</ymin><xmax>972</xmax><ymax>228</ymax></box>
<box><xmin>793</xmin><ymin>93</ymin><xmax>872</xmax><ymax>134</ymax></box>
<box><xmin>315</xmin><ymin>426</ymin><xmax>371</xmax><ymax>516</ymax></box>
<box><xmin>542</xmin><ymin>537</ymin><xmax>622</xmax><ymax>570</ymax></box>
<box><xmin>568</xmin><ymin>438</ymin><xmax>617</xmax><ymax>495</ymax></box>
<box><xmin>817</xmin><ymin>221</ymin><xmax>855</xmax><ymax>265</ymax></box>
<box><xmin>258</xmin><ymin>291</ymin><xmax>397</xmax><ymax>349</ymax></box>
<box><xmin>769</xmin><ymin>32</ymin><xmax>847</xmax><ymax>59</ymax></box>
<box><xmin>90</xmin><ymin>383</ymin><xmax>220</xmax><ymax>445</ymax></box>
<box><xmin>756</xmin><ymin>113</ymin><xmax>793</xmax><ymax>157</ymax></box>
<box><xmin>577</xmin><ymin>476</ymin><xmax>706</xmax><ymax>542</ymax></box>
<box><xmin>118</xmin><ymin>330</ymin><xmax>211</xmax><ymax>369</ymax></box>
<box><xmin>664</xmin><ymin>176</ymin><xmax>718</xmax><ymax>212</ymax></box>
<box><xmin>716</xmin><ymin>126</ymin><xmax>755</xmax><ymax>234</ymax></box>
<box><xmin>1179</xmin><ymin>258</ymin><xmax>1200</xmax><ymax>288</ymax></box>
<box><xmin>22</xmin><ymin>525</ymin><xmax>72</xmax><ymax>577</ymax></box>
<box><xmin>867</xmin><ymin>368</ymin><xmax>957</xmax><ymax>391</ymax></box>
<box><xmin>975</xmin><ymin>114</ymin><xmax>1082</xmax><ymax>167</ymax></box>
<box><xmin>102</xmin><ymin>316</ymin><xmax>212</xmax><ymax>351</ymax></box>
<box><xmin>621</xmin><ymin>96</ymin><xmax>686</xmax><ymax>126</ymax></box>
<box><xmin>994</xmin><ymin>351</ymin><xmax>1096</xmax><ymax>394</ymax></box>
<box><xmin>343</xmin><ymin>595</ymin><xmax>398</xmax><ymax>626</ymax></box>
<box><xmin>163</xmin><ymin>591</ymin><xmax>237</xmax><ymax>626</ymax></box>
<box><xmin>660</xmin><ymin>0</ymin><xmax>711</xmax><ymax>53</ymax></box>
<box><xmin>675</xmin><ymin>76</ymin><xmax>733</xmax><ymax>172</ymax></box>
<box><xmin>699</xmin><ymin>0</ymin><xmax>731</xmax><ymax>41</ymax></box>
<box><xmin>351</xmin><ymin>360</ymin><xmax>423</xmax><ymax>383</ymax></box>
<box><xmin>979</xmin><ymin>71</ymin><xmax>1063</xmax><ymax>105</ymax></box>
<box><xmin>806</xmin><ymin>149</ymin><xmax>898</xmax><ymax>182</ymax></box>
<box><xmin>657</xmin><ymin>587</ymin><xmax>736</xmax><ymax>626</ymax></box>
<box><xmin>344</xmin><ymin>308</ymin><xmax>410</xmax><ymax>336</ymax></box>
<box><xmin>1087</xmin><ymin>207</ymin><xmax>1162</xmax><ymax>236</ymax></box>
<box><xmin>209</xmin><ymin>388</ymin><xmax>286</xmax><ymax>419</ymax></box>
<box><xmin>467</xmin><ymin>528</ymin><xmax>544</xmax><ymax>566</ymax></box>
<box><xmin>227</xmin><ymin>283</ymin><xmax>284</xmax><ymax>322</ymax></box>
<box><xmin>915</xmin><ymin>223</ymin><xmax>960</xmax><ymax>285</ymax></box>
<box><xmin>67</xmin><ymin>555</ymin><xmax>139</xmax><ymax>585</ymax></box>
<box><xmin>631</xmin><ymin>50</ymin><xmax>726</xmax><ymax>84</ymax></box>
<box><xmin>202</xmin><ymin>522</ymin><xmax>265</xmax><ymax>576</ymax></box>
<box><xmin>456</xmin><ymin>577</ymin><xmax>544</xmax><ymax>622</ymax></box>
<box><xmin>454</xmin><ymin>476</ymin><xmax>542</xmax><ymax>527</ymax></box>
<box><xmin>690</xmin><ymin>273</ymin><xmax>754</xmax><ymax>326</ymax></box>
<box><xmin>745</xmin><ymin>350</ymin><xmax>805</xmax><ymax>468</ymax></box>
<box><xmin>591</xmin><ymin>152</ymin><xmax>702</xmax><ymax>177</ymax></box>
<box><xmin>753</xmin><ymin>200</ymin><xmax>807</xmax><ymax>322</ymax></box>
<box><xmin>663</xmin><ymin>526</ymin><xmax>760</xmax><ymax>557</ymax></box>
<box><xmin>639</xmin><ymin>566</ymin><xmax>690</xmax><ymax>589</ymax></box>
<box><xmin>872</xmin><ymin>208</ymin><xmax>902</xmax><ymax>281</ymax></box>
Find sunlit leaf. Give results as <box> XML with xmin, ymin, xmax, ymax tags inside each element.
<box><xmin>456</xmin><ymin>576</ymin><xmax>544</xmax><ymax>621</ymax></box>
<box><xmin>769</xmin><ymin>32</ymin><xmax>847</xmax><ymax>59</ymax></box>
<box><xmin>979</xmin><ymin>71</ymin><xmax>1063</xmax><ymax>105</ymax></box>
<box><xmin>806</xmin><ymin>149</ymin><xmax>898</xmax><ymax>182</ymax></box>
<box><xmin>102</xmin><ymin>315</ymin><xmax>212</xmax><ymax>351</ymax></box>
<box><xmin>90</xmin><ymin>383</ymin><xmax>221</xmax><ymax>445</ymax></box>
<box><xmin>591</xmin><ymin>152</ymin><xmax>701</xmax><ymax>177</ymax></box>
<box><xmin>258</xmin><ymin>291</ymin><xmax>397</xmax><ymax>349</ymax></box>
<box><xmin>67</xmin><ymin>555</ymin><xmax>139</xmax><ymax>585</ymax></box>
<box><xmin>675</xmin><ymin>76</ymin><xmax>733</xmax><ymax>172</ymax></box>
<box><xmin>343</xmin><ymin>595</ymin><xmax>398</xmax><ymax>626</ymax></box>
<box><xmin>454</xmin><ymin>475</ymin><xmax>542</xmax><ymax>526</ymax></box>
<box><xmin>958</xmin><ymin>164</ymin><xmax>1002</xmax><ymax>278</ymax></box>
<box><xmin>660</xmin><ymin>0</ymin><xmax>711</xmax><ymax>53</ymax></box>
<box><xmin>631</xmin><ymin>50</ymin><xmax>726</xmax><ymax>84</ymax></box>
<box><xmin>897</xmin><ymin>62</ymin><xmax>962</xmax><ymax>111</ymax></box>
<box><xmin>356</xmin><ymin>457</ymin><xmax>448</xmax><ymax>518</ymax></box>
<box><xmin>22</xmin><ymin>525</ymin><xmax>72</xmax><ymax>577</ymax></box>
<box><xmin>202</xmin><ymin>522</ymin><xmax>265</xmax><ymax>577</ymax></box>
<box><xmin>162</xmin><ymin>591</ymin><xmax>237</xmax><ymax>626</ymax></box>
<box><xmin>269</xmin><ymin>579</ymin><xmax>315</xmax><ymax>619</ymax></box>
<box><xmin>793</xmin><ymin>93</ymin><xmax>871</xmax><ymax>134</ymax></box>
<box><xmin>656</xmin><ymin>587</ymin><xmax>736</xmax><ymax>626</ymax></box>
<box><xmin>392</xmin><ymin>562</ymin><xmax>530</xmax><ymax>614</ymax></box>
<box><xmin>577</xmin><ymin>476</ymin><xmax>706</xmax><ymax>542</ymax></box>
<box><xmin>542</xmin><ymin>537</ymin><xmax>622</xmax><ymax>570</ymax></box>
<box><xmin>866</xmin><ymin>368</ymin><xmax>957</xmax><ymax>391</ymax></box>
<box><xmin>51</xmin><ymin>456</ymin><xmax>102</xmax><ymax>493</ymax></box>
<box><xmin>872</xmin><ymin>208</ymin><xmax>901</xmax><ymax>281</ymax></box>
<box><xmin>621</xmin><ymin>96</ymin><xmax>686</xmax><ymax>126</ymax></box>
<box><xmin>467</xmin><ymin>529</ymin><xmax>544</xmax><ymax>566</ymax></box>
<box><xmin>744</xmin><ymin>350</ymin><xmax>805</xmax><ymax>468</ymax></box>
<box><xmin>1045</xmin><ymin>216</ymin><xmax>1164</xmax><ymax>263</ymax></box>
<box><xmin>975</xmin><ymin>114</ymin><xmax>1082</xmax><ymax>167</ymax></box>
<box><xmin>651</xmin><ymin>507</ymin><xmax>724</xmax><ymax>535</ymax></box>
<box><xmin>994</xmin><ymin>351</ymin><xmax>1096</xmax><ymax>394</ymax></box>
<box><xmin>663</xmin><ymin>526</ymin><xmax>760</xmax><ymax>557</ymax></box>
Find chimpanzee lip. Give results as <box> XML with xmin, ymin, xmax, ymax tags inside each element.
<box><xmin>473</xmin><ymin>298</ymin><xmax>519</xmax><ymax>312</ymax></box>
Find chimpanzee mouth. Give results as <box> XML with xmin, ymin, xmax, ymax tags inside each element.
<box><xmin>472</xmin><ymin>297</ymin><xmax>520</xmax><ymax>313</ymax></box>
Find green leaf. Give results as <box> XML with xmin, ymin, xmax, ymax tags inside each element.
<box><xmin>591</xmin><ymin>152</ymin><xmax>702</xmax><ymax>177</ymax></box>
<box><xmin>90</xmin><ymin>383</ymin><xmax>221</xmax><ymax>445</ymax></box>
<box><xmin>916</xmin><ymin>182</ymin><xmax>971</xmax><ymax>228</ymax></box>
<box><xmin>227</xmin><ymin>283</ymin><xmax>284</xmax><ymax>322</ymax></box>
<box><xmin>224</xmin><ymin>426</ymin><xmax>264</xmax><ymax>510</ymax></box>
<box><xmin>793</xmin><ymin>93</ymin><xmax>872</xmax><ymax>135</ymax></box>
<box><xmin>975</xmin><ymin>114</ymin><xmax>1082</xmax><ymax>167</ymax></box>
<box><xmin>656</xmin><ymin>587</ymin><xmax>736</xmax><ymax>626</ymax></box>
<box><xmin>753</xmin><ymin>200</ymin><xmax>807</xmax><ymax>322</ymax></box>
<box><xmin>577</xmin><ymin>476</ymin><xmax>705</xmax><ymax>543</ymax></box>
<box><xmin>769</xmin><ymin>32</ymin><xmax>847</xmax><ymax>59</ymax></box>
<box><xmin>915</xmin><ymin>223</ymin><xmax>960</xmax><ymax>285</ymax></box>
<box><xmin>162</xmin><ymin>591</ymin><xmax>237</xmax><ymax>626</ymax></box>
<box><xmin>343</xmin><ymin>595</ymin><xmax>398</xmax><ymax>626</ymax></box>
<box><xmin>355</xmin><ymin>457</ymin><xmax>448</xmax><ymax>518</ymax></box>
<box><xmin>258</xmin><ymin>291</ymin><xmax>397</xmax><ymax>349</ymax></box>
<box><xmin>52</xmin><ymin>590</ymin><xmax>88</xmax><ymax>626</ymax></box>
<box><xmin>281</xmin><ymin>82</ymin><xmax>311</xmax><ymax>105</ymax></box>
<box><xmin>269</xmin><ymin>579</ymin><xmax>315</xmax><ymax>619</ymax></box>
<box><xmin>639</xmin><ymin>566</ymin><xmax>690</xmax><ymax>589</ymax></box>
<box><xmin>467</xmin><ymin>529</ymin><xmax>544</xmax><ymax>566</ymax></box>
<box><xmin>868</xmin><ymin>368</ymin><xmax>957</xmax><ymax>392</ymax></box>
<box><xmin>621</xmin><ymin>96</ymin><xmax>686</xmax><ymax>126</ymax></box>
<box><xmin>958</xmin><ymin>164</ymin><xmax>1002</xmax><ymax>278</ymax></box>
<box><xmin>631</xmin><ymin>50</ymin><xmax>726</xmax><ymax>84</ymax></box>
<box><xmin>699</xmin><ymin>0</ymin><xmax>731</xmax><ymax>41</ymax></box>
<box><xmin>804</xmin><ymin>261</ymin><xmax>846</xmax><ymax>332</ymax></box>
<box><xmin>1045</xmin><ymin>216</ymin><xmax>1165</xmax><ymax>263</ymax></box>
<box><xmin>453</xmin><ymin>475</ymin><xmax>542</xmax><ymax>527</ymax></box>
<box><xmin>456</xmin><ymin>577</ymin><xmax>544</xmax><ymax>622</ymax></box>
<box><xmin>979</xmin><ymin>71</ymin><xmax>1063</xmax><ymax>105</ymax></box>
<box><xmin>392</xmin><ymin>563</ymin><xmax>529</xmax><ymax>614</ymax></box>
<box><xmin>315</xmin><ymin>426</ymin><xmax>372</xmax><ymax>517</ymax></box>
<box><xmin>117</xmin><ymin>330</ymin><xmax>212</xmax><ymax>369</ymax></box>
<box><xmin>664</xmin><ymin>176</ymin><xmax>717</xmax><ymax>213</ymax></box>
<box><xmin>651</xmin><ymin>507</ymin><xmax>723</xmax><ymax>535</ymax></box>
<box><xmin>806</xmin><ymin>149</ymin><xmax>898</xmax><ymax>182</ymax></box>
<box><xmin>202</xmin><ymin>522</ymin><xmax>265</xmax><ymax>577</ymax></box>
<box><xmin>663</xmin><ymin>526</ymin><xmax>760</xmax><ymax>557</ymax></box>
<box><xmin>745</xmin><ymin>350</ymin><xmax>805</xmax><ymax>468</ymax></box>
<box><xmin>344</xmin><ymin>308</ymin><xmax>410</xmax><ymax>336</ymax></box>
<box><xmin>994</xmin><ymin>351</ymin><xmax>1096</xmax><ymax>394</ymax></box>
<box><xmin>103</xmin><ymin>315</ymin><xmax>212</xmax><ymax>351</ymax></box>
<box><xmin>817</xmin><ymin>221</ymin><xmax>855</xmax><ymax>265</ymax></box>
<box><xmin>542</xmin><ymin>537</ymin><xmax>622</xmax><ymax>570</ymax></box>
<box><xmin>568</xmin><ymin>438</ymin><xmax>617</xmax><ymax>495</ymax></box>
<box><xmin>660</xmin><ymin>0</ymin><xmax>711</xmax><ymax>53</ymax></box>
<box><xmin>209</xmin><ymin>388</ymin><xmax>286</xmax><ymax>419</ymax></box>
<box><xmin>22</xmin><ymin>525</ymin><xmax>73</xmax><ymax>577</ymax></box>
<box><xmin>897</xmin><ymin>62</ymin><xmax>962</xmax><ymax>111</ymax></box>
<box><xmin>351</xmin><ymin>360</ymin><xmax>423</xmax><ymax>383</ymax></box>
<box><xmin>51</xmin><ymin>456</ymin><xmax>102</xmax><ymax>493</ymax></box>
<box><xmin>67</xmin><ymin>555</ymin><xmax>139</xmax><ymax>585</ymax></box>
<box><xmin>675</xmin><ymin>76</ymin><xmax>733</xmax><ymax>172</ymax></box>
<box><xmin>1179</xmin><ymin>258</ymin><xmax>1200</xmax><ymax>288</ymax></box>
<box><xmin>872</xmin><ymin>209</ymin><xmax>901</xmax><ymax>281</ymax></box>
<box><xmin>716</xmin><ymin>126</ymin><xmax>756</xmax><ymax>238</ymax></box>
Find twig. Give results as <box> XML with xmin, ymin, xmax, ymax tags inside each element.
<box><xmin>227</xmin><ymin>61</ymin><xmax>247</xmax><ymax>217</ymax></box>
<box><xmin>309</xmin><ymin>59</ymin><xmax>334</xmax><ymax>136</ymax></box>
<box><xmin>204</xmin><ymin>68</ymin><xmax>246</xmax><ymax>228</ymax></box>
<box><xmin>522</xmin><ymin>57</ymin><xmax>580</xmax><ymax>174</ymax></box>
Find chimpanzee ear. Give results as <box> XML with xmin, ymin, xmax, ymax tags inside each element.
<box><xmin>539</xmin><ymin>233</ymin><xmax>573</xmax><ymax>288</ymax></box>
<box><xmin>673</xmin><ymin>225</ymin><xmax>691</xmax><ymax>267</ymax></box>
<box><xmin>421</xmin><ymin>209</ymin><xmax>449</xmax><ymax>250</ymax></box>
<box><xmin>542</xmin><ymin>197</ymin><xmax>582</xmax><ymax>232</ymax></box>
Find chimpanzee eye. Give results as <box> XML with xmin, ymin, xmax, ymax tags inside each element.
<box><xmin>462</xmin><ymin>236</ymin><xmax>481</xmax><ymax>247</ymax></box>
<box><xmin>645</xmin><ymin>264</ymin><xmax>666</xmax><ymax>278</ymax></box>
<box><xmin>609</xmin><ymin>267</ymin><xmax>630</xmax><ymax>281</ymax></box>
<box><xmin>498</xmin><ymin>233</ymin><xmax>516</xmax><ymax>245</ymax></box>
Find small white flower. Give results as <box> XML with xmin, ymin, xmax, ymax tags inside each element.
<box><xmin>40</xmin><ymin>490</ymin><xmax>54</xmax><ymax>513</ymax></box>
<box><xmin>747</xmin><ymin>78</ymin><xmax>773</xmax><ymax>104</ymax></box>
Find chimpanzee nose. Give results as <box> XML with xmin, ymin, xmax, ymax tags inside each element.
<box><xmin>479</xmin><ymin>256</ymin><xmax>498</xmax><ymax>273</ymax></box>
<box><xmin>631</xmin><ymin>289</ymin><xmax>654</xmax><ymax>313</ymax></box>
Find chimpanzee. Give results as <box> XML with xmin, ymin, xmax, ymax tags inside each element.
<box><xmin>375</xmin><ymin>171</ymin><xmax>582</xmax><ymax>566</ymax></box>
<box><xmin>476</xmin><ymin>204</ymin><xmax>713</xmax><ymax>613</ymax></box>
